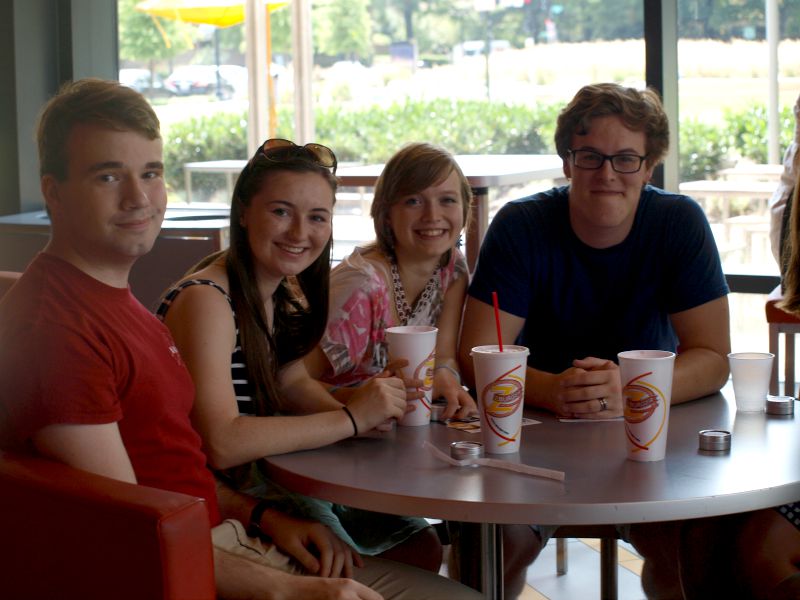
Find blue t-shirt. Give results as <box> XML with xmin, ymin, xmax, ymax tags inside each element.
<box><xmin>468</xmin><ymin>185</ymin><xmax>729</xmax><ymax>374</ymax></box>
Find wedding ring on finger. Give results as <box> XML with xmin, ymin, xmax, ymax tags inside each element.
<box><xmin>598</xmin><ymin>397</ymin><xmax>608</xmax><ymax>411</ymax></box>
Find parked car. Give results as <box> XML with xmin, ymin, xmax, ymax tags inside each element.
<box><xmin>452</xmin><ymin>39</ymin><xmax>511</xmax><ymax>60</ymax></box>
<box><xmin>164</xmin><ymin>65</ymin><xmax>235</xmax><ymax>98</ymax></box>
<box><xmin>119</xmin><ymin>68</ymin><xmax>173</xmax><ymax>98</ymax></box>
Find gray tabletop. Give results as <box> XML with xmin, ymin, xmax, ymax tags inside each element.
<box><xmin>263</xmin><ymin>388</ymin><xmax>800</xmax><ymax>526</ymax></box>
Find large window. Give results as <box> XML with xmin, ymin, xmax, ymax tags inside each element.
<box><xmin>675</xmin><ymin>1</ymin><xmax>800</xmax><ymax>356</ymax></box>
<box><xmin>118</xmin><ymin>0</ymin><xmax>800</xmax><ymax>357</ymax></box>
<box><xmin>118</xmin><ymin>0</ymin><xmax>649</xmax><ymax>194</ymax></box>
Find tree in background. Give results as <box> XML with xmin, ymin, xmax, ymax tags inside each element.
<box><xmin>118</xmin><ymin>0</ymin><xmax>193</xmax><ymax>77</ymax></box>
<box><xmin>268</xmin><ymin>7</ymin><xmax>293</xmax><ymax>60</ymax></box>
<box><xmin>369</xmin><ymin>0</ymin><xmax>478</xmax><ymax>56</ymax></box>
<box><xmin>316</xmin><ymin>0</ymin><xmax>373</xmax><ymax>62</ymax></box>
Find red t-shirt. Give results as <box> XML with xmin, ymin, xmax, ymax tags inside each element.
<box><xmin>0</xmin><ymin>253</ymin><xmax>220</xmax><ymax>525</ymax></box>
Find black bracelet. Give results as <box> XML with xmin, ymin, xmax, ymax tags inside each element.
<box><xmin>342</xmin><ymin>405</ymin><xmax>359</xmax><ymax>436</ymax></box>
<box><xmin>246</xmin><ymin>500</ymin><xmax>272</xmax><ymax>539</ymax></box>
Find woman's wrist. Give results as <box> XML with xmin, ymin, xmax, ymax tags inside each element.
<box><xmin>246</xmin><ymin>500</ymin><xmax>273</xmax><ymax>539</ymax></box>
<box><xmin>342</xmin><ymin>405</ymin><xmax>359</xmax><ymax>436</ymax></box>
<box><xmin>434</xmin><ymin>364</ymin><xmax>461</xmax><ymax>385</ymax></box>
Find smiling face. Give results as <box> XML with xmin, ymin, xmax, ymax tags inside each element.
<box><xmin>564</xmin><ymin>114</ymin><xmax>655</xmax><ymax>248</ymax></box>
<box><xmin>240</xmin><ymin>169</ymin><xmax>334</xmax><ymax>293</ymax></box>
<box><xmin>387</xmin><ymin>169</ymin><xmax>465</xmax><ymax>264</ymax></box>
<box><xmin>42</xmin><ymin>123</ymin><xmax>166</xmax><ymax>284</ymax></box>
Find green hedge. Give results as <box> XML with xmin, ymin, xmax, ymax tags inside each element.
<box><xmin>315</xmin><ymin>99</ymin><xmax>559</xmax><ymax>163</ymax></box>
<box><xmin>162</xmin><ymin>111</ymin><xmax>250</xmax><ymax>199</ymax></box>
<box><xmin>723</xmin><ymin>103</ymin><xmax>795</xmax><ymax>165</ymax></box>
<box><xmin>162</xmin><ymin>98</ymin><xmax>793</xmax><ymax>197</ymax></box>
<box><xmin>162</xmin><ymin>99</ymin><xmax>559</xmax><ymax>197</ymax></box>
<box><xmin>678</xmin><ymin>118</ymin><xmax>731</xmax><ymax>181</ymax></box>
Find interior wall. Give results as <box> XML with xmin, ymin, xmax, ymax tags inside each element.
<box><xmin>0</xmin><ymin>0</ymin><xmax>117</xmax><ymax>218</ymax></box>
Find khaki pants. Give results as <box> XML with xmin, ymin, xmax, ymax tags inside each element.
<box><xmin>212</xmin><ymin>519</ymin><xmax>482</xmax><ymax>600</ymax></box>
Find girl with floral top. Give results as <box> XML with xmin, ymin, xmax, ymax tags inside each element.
<box><xmin>306</xmin><ymin>142</ymin><xmax>478</xmax><ymax>420</ymax></box>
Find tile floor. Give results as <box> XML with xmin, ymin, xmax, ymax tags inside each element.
<box><xmin>442</xmin><ymin>537</ymin><xmax>647</xmax><ymax>600</ymax></box>
<box><xmin>519</xmin><ymin>538</ymin><xmax>646</xmax><ymax>600</ymax></box>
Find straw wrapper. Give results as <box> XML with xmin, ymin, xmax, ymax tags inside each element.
<box><xmin>424</xmin><ymin>441</ymin><xmax>565</xmax><ymax>482</ymax></box>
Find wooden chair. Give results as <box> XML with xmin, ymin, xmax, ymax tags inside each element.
<box><xmin>765</xmin><ymin>285</ymin><xmax>800</xmax><ymax>396</ymax></box>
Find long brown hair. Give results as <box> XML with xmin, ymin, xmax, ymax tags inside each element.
<box><xmin>780</xmin><ymin>183</ymin><xmax>800</xmax><ymax>315</ymax></box>
<box><xmin>226</xmin><ymin>147</ymin><xmax>337</xmax><ymax>415</ymax></box>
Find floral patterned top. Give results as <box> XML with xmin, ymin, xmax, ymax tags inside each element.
<box><xmin>319</xmin><ymin>247</ymin><xmax>468</xmax><ymax>388</ymax></box>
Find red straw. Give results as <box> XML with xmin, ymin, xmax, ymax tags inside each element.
<box><xmin>492</xmin><ymin>291</ymin><xmax>504</xmax><ymax>352</ymax></box>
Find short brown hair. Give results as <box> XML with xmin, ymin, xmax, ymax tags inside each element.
<box><xmin>37</xmin><ymin>78</ymin><xmax>161</xmax><ymax>180</ymax></box>
<box><xmin>370</xmin><ymin>142</ymin><xmax>473</xmax><ymax>258</ymax></box>
<box><xmin>554</xmin><ymin>83</ymin><xmax>669</xmax><ymax>168</ymax></box>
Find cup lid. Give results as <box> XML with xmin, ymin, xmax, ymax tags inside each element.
<box><xmin>766</xmin><ymin>395</ymin><xmax>795</xmax><ymax>415</ymax></box>
<box><xmin>431</xmin><ymin>402</ymin><xmax>447</xmax><ymax>422</ymax></box>
<box><xmin>698</xmin><ymin>429</ymin><xmax>731</xmax><ymax>451</ymax></box>
<box><xmin>450</xmin><ymin>441</ymin><xmax>484</xmax><ymax>459</ymax></box>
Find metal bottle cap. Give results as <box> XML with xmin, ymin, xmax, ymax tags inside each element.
<box><xmin>431</xmin><ymin>401</ymin><xmax>447</xmax><ymax>422</ymax></box>
<box><xmin>698</xmin><ymin>429</ymin><xmax>731</xmax><ymax>451</ymax></box>
<box><xmin>766</xmin><ymin>395</ymin><xmax>795</xmax><ymax>416</ymax></box>
<box><xmin>450</xmin><ymin>441</ymin><xmax>484</xmax><ymax>461</ymax></box>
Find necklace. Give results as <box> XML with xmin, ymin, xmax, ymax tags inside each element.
<box><xmin>390</xmin><ymin>257</ymin><xmax>439</xmax><ymax>325</ymax></box>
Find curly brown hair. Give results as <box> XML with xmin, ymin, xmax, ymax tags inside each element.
<box><xmin>554</xmin><ymin>83</ymin><xmax>669</xmax><ymax>169</ymax></box>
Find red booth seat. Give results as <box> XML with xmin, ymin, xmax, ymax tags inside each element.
<box><xmin>0</xmin><ymin>450</ymin><xmax>216</xmax><ymax>599</ymax></box>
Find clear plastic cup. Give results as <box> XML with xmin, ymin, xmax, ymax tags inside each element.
<box><xmin>728</xmin><ymin>352</ymin><xmax>774</xmax><ymax>412</ymax></box>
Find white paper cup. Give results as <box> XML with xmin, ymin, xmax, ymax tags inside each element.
<box><xmin>618</xmin><ymin>350</ymin><xmax>676</xmax><ymax>462</ymax></box>
<box><xmin>471</xmin><ymin>345</ymin><xmax>529</xmax><ymax>453</ymax></box>
<box><xmin>386</xmin><ymin>325</ymin><xmax>438</xmax><ymax>426</ymax></box>
<box><xmin>728</xmin><ymin>352</ymin><xmax>774</xmax><ymax>412</ymax></box>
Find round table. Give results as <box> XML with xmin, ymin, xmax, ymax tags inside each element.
<box><xmin>264</xmin><ymin>389</ymin><xmax>800</xmax><ymax>598</ymax></box>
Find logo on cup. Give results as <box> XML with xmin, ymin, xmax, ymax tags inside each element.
<box><xmin>623</xmin><ymin>371</ymin><xmax>659</xmax><ymax>424</ymax></box>
<box><xmin>413</xmin><ymin>350</ymin><xmax>436</xmax><ymax>408</ymax></box>
<box><xmin>414</xmin><ymin>351</ymin><xmax>435</xmax><ymax>392</ymax></box>
<box><xmin>623</xmin><ymin>371</ymin><xmax>667</xmax><ymax>452</ymax></box>
<box><xmin>480</xmin><ymin>364</ymin><xmax>524</xmax><ymax>445</ymax></box>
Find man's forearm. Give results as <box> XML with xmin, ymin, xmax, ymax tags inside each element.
<box><xmin>671</xmin><ymin>348</ymin><xmax>729</xmax><ymax>404</ymax></box>
<box><xmin>523</xmin><ymin>366</ymin><xmax>561</xmax><ymax>413</ymax></box>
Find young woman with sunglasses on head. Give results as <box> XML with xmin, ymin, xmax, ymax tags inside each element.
<box><xmin>157</xmin><ymin>140</ymin><xmax>475</xmax><ymax>594</ymax></box>
<box><xmin>305</xmin><ymin>142</ymin><xmax>478</xmax><ymax>421</ymax></box>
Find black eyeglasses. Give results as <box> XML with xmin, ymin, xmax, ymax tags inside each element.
<box><xmin>568</xmin><ymin>149</ymin><xmax>647</xmax><ymax>174</ymax></box>
<box><xmin>252</xmin><ymin>138</ymin><xmax>338</xmax><ymax>175</ymax></box>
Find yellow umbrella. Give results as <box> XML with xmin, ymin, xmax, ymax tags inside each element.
<box><xmin>135</xmin><ymin>0</ymin><xmax>287</xmax><ymax>28</ymax></box>
<box><xmin>136</xmin><ymin>0</ymin><xmax>288</xmax><ymax>136</ymax></box>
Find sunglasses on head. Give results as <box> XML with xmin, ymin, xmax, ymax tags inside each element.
<box><xmin>253</xmin><ymin>138</ymin><xmax>338</xmax><ymax>175</ymax></box>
